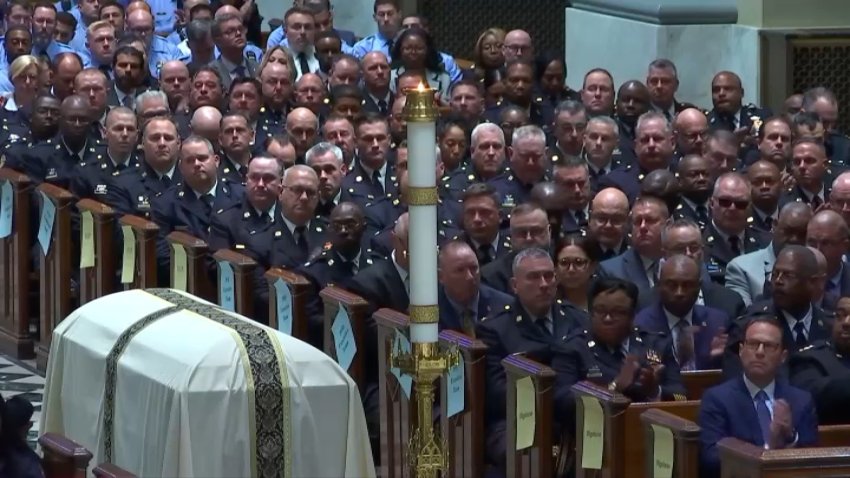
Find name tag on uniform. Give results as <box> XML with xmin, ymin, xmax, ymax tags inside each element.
<box><xmin>137</xmin><ymin>195</ymin><xmax>150</xmax><ymax>210</ymax></box>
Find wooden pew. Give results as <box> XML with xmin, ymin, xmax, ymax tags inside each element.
<box><xmin>719</xmin><ymin>437</ymin><xmax>850</xmax><ymax>477</ymax></box>
<box><xmin>0</xmin><ymin>168</ymin><xmax>33</xmax><ymax>358</ymax></box>
<box><xmin>118</xmin><ymin>215</ymin><xmax>159</xmax><ymax>289</ymax></box>
<box><xmin>375</xmin><ymin>308</ymin><xmax>415</xmax><ymax>478</ymax></box>
<box><xmin>572</xmin><ymin>381</ymin><xmax>701</xmax><ymax>478</ymax></box>
<box><xmin>39</xmin><ymin>432</ymin><xmax>93</xmax><ymax>478</ymax></box>
<box><xmin>36</xmin><ymin>184</ymin><xmax>75</xmax><ymax>371</ymax></box>
<box><xmin>321</xmin><ymin>285</ymin><xmax>370</xmax><ymax>392</ymax></box>
<box><xmin>439</xmin><ymin>330</ymin><xmax>488</xmax><ymax>478</ymax></box>
<box><xmin>682</xmin><ymin>369</ymin><xmax>722</xmax><ymax>399</ymax></box>
<box><xmin>166</xmin><ymin>231</ymin><xmax>213</xmax><ymax>301</ymax></box>
<box><xmin>77</xmin><ymin>199</ymin><xmax>117</xmax><ymax>305</ymax></box>
<box><xmin>639</xmin><ymin>408</ymin><xmax>701</xmax><ymax>478</ymax></box>
<box><xmin>819</xmin><ymin>425</ymin><xmax>850</xmax><ymax>447</ymax></box>
<box><xmin>265</xmin><ymin>267</ymin><xmax>311</xmax><ymax>341</ymax></box>
<box><xmin>92</xmin><ymin>463</ymin><xmax>138</xmax><ymax>478</ymax></box>
<box><xmin>503</xmin><ymin>354</ymin><xmax>557</xmax><ymax>478</ymax></box>
<box><xmin>212</xmin><ymin>249</ymin><xmax>256</xmax><ymax>318</ymax></box>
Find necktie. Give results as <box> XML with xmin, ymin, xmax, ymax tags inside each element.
<box><xmin>377</xmin><ymin>99</ymin><xmax>388</xmax><ymax>115</ymax></box>
<box><xmin>662</xmin><ymin>110</ymin><xmax>672</xmax><ymax>122</ymax></box>
<box><xmin>294</xmin><ymin>225</ymin><xmax>309</xmax><ymax>257</ymax></box>
<box><xmin>338</xmin><ymin>257</ymin><xmax>355</xmax><ymax>277</ymax></box>
<box><xmin>115</xmin><ymin>162</ymin><xmax>127</xmax><ymax>172</ymax></box>
<box><xmin>811</xmin><ymin>195</ymin><xmax>823</xmax><ymax>210</ymax></box>
<box><xmin>121</xmin><ymin>94</ymin><xmax>133</xmax><ymax>108</ymax></box>
<box><xmin>729</xmin><ymin>236</ymin><xmax>742</xmax><ymax>257</ymax></box>
<box><xmin>601</xmin><ymin>249</ymin><xmax>616</xmax><ymax>261</ymax></box>
<box><xmin>574</xmin><ymin>209</ymin><xmax>587</xmax><ymax>227</ymax></box>
<box><xmin>98</xmin><ymin>64</ymin><xmax>110</xmax><ymax>76</ymax></box>
<box><xmin>461</xmin><ymin>309</ymin><xmax>477</xmax><ymax>338</ymax></box>
<box><xmin>675</xmin><ymin>320</ymin><xmax>695</xmax><ymax>371</ymax></box>
<box><xmin>764</xmin><ymin>215</ymin><xmax>774</xmax><ymax>230</ymax></box>
<box><xmin>793</xmin><ymin>320</ymin><xmax>807</xmax><ymax>348</ymax></box>
<box><xmin>160</xmin><ymin>174</ymin><xmax>172</xmax><ymax>188</ymax></box>
<box><xmin>385</xmin><ymin>39</ymin><xmax>394</xmax><ymax>57</ymax></box>
<box><xmin>477</xmin><ymin>243</ymin><xmax>493</xmax><ymax>266</ymax></box>
<box><xmin>200</xmin><ymin>193</ymin><xmax>214</xmax><ymax>216</ymax></box>
<box><xmin>754</xmin><ymin>390</ymin><xmax>772</xmax><ymax>446</ymax></box>
<box><xmin>536</xmin><ymin>316</ymin><xmax>552</xmax><ymax>336</ymax></box>
<box><xmin>238</xmin><ymin>165</ymin><xmax>248</xmax><ymax>177</ymax></box>
<box><xmin>232</xmin><ymin>65</ymin><xmax>246</xmax><ymax>77</ymax></box>
<box><xmin>612</xmin><ymin>347</ymin><xmax>625</xmax><ymax>363</ymax></box>
<box><xmin>696</xmin><ymin>205</ymin><xmax>709</xmax><ymax>226</ymax></box>
<box><xmin>646</xmin><ymin>261</ymin><xmax>658</xmax><ymax>286</ymax></box>
<box><xmin>372</xmin><ymin>169</ymin><xmax>384</xmax><ymax>194</ymax></box>
<box><xmin>297</xmin><ymin>53</ymin><xmax>310</xmax><ymax>75</ymax></box>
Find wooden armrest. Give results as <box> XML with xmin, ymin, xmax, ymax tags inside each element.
<box><xmin>38</xmin><ymin>432</ymin><xmax>93</xmax><ymax>467</ymax></box>
<box><xmin>320</xmin><ymin>285</ymin><xmax>369</xmax><ymax>307</ymax></box>
<box><xmin>503</xmin><ymin>354</ymin><xmax>557</xmax><ymax>379</ymax></box>
<box><xmin>0</xmin><ymin>167</ymin><xmax>33</xmax><ymax>185</ymax></box>
<box><xmin>819</xmin><ymin>424</ymin><xmax>850</xmax><ymax>447</ymax></box>
<box><xmin>165</xmin><ymin>230</ymin><xmax>208</xmax><ymax>250</ymax></box>
<box><xmin>719</xmin><ymin>437</ymin><xmax>850</xmax><ymax>470</ymax></box>
<box><xmin>571</xmin><ymin>380</ymin><xmax>631</xmax><ymax>408</ymax></box>
<box><xmin>212</xmin><ymin>248</ymin><xmax>257</xmax><ymax>268</ymax></box>
<box><xmin>37</xmin><ymin>182</ymin><xmax>75</xmax><ymax>202</ymax></box>
<box><xmin>93</xmin><ymin>463</ymin><xmax>138</xmax><ymax>478</ymax></box>
<box><xmin>118</xmin><ymin>214</ymin><xmax>158</xmax><ymax>234</ymax></box>
<box><xmin>374</xmin><ymin>307</ymin><xmax>410</xmax><ymax>329</ymax></box>
<box><xmin>640</xmin><ymin>408</ymin><xmax>700</xmax><ymax>437</ymax></box>
<box><xmin>320</xmin><ymin>286</ymin><xmax>369</xmax><ymax>388</ymax></box>
<box><xmin>76</xmin><ymin>198</ymin><xmax>114</xmax><ymax>217</ymax></box>
<box><xmin>264</xmin><ymin>267</ymin><xmax>311</xmax><ymax>340</ymax></box>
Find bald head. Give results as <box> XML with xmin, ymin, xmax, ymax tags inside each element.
<box><xmin>214</xmin><ymin>5</ymin><xmax>240</xmax><ymax>18</ymax></box>
<box><xmin>160</xmin><ymin>60</ymin><xmax>188</xmax><ymax>78</ymax></box>
<box><xmin>62</xmin><ymin>94</ymin><xmax>90</xmax><ymax>111</ymax></box>
<box><xmin>287</xmin><ymin>106</ymin><xmax>318</xmax><ymax>127</ymax></box>
<box><xmin>190</xmin><ymin>106</ymin><xmax>222</xmax><ymax>143</ymax></box>
<box><xmin>674</xmin><ymin>108</ymin><xmax>708</xmax><ymax>130</ymax></box>
<box><xmin>592</xmin><ymin>187</ymin><xmax>629</xmax><ymax>210</ymax></box>
<box><xmin>503</xmin><ymin>29</ymin><xmax>533</xmax><ymax>61</ymax></box>
<box><xmin>810</xmin><ymin>209</ymin><xmax>849</xmax><ymax>235</ymax></box>
<box><xmin>807</xmin><ymin>209</ymin><xmax>850</xmax><ymax>276</ymax></box>
<box><xmin>660</xmin><ymin>253</ymin><xmax>700</xmax><ymax>279</ymax></box>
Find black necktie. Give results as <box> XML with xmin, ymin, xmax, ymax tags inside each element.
<box><xmin>201</xmin><ymin>193</ymin><xmax>214</xmax><ymax>216</ymax></box>
<box><xmin>160</xmin><ymin>174</ymin><xmax>172</xmax><ymax>188</ymax></box>
<box><xmin>462</xmin><ymin>309</ymin><xmax>477</xmax><ymax>337</ymax></box>
<box><xmin>811</xmin><ymin>195</ymin><xmax>823</xmax><ymax>210</ymax></box>
<box><xmin>764</xmin><ymin>215</ymin><xmax>774</xmax><ymax>230</ymax></box>
<box><xmin>294</xmin><ymin>225</ymin><xmax>309</xmax><ymax>256</ymax></box>
<box><xmin>536</xmin><ymin>316</ymin><xmax>551</xmax><ymax>336</ymax></box>
<box><xmin>477</xmin><ymin>243</ymin><xmax>493</xmax><ymax>266</ymax></box>
<box><xmin>115</xmin><ymin>162</ymin><xmax>126</xmax><ymax>172</ymax></box>
<box><xmin>298</xmin><ymin>53</ymin><xmax>310</xmax><ymax>75</ymax></box>
<box><xmin>574</xmin><ymin>210</ymin><xmax>587</xmax><ymax>227</ymax></box>
<box><xmin>377</xmin><ymin>99</ymin><xmax>388</xmax><ymax>115</ymax></box>
<box><xmin>729</xmin><ymin>236</ymin><xmax>741</xmax><ymax>256</ymax></box>
<box><xmin>794</xmin><ymin>320</ymin><xmax>807</xmax><ymax>348</ymax></box>
<box><xmin>601</xmin><ymin>249</ymin><xmax>616</xmax><ymax>261</ymax></box>
<box><xmin>372</xmin><ymin>169</ymin><xmax>384</xmax><ymax>194</ymax></box>
<box><xmin>239</xmin><ymin>165</ymin><xmax>248</xmax><ymax>177</ymax></box>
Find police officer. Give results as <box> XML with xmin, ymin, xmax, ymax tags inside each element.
<box><xmin>484</xmin><ymin>59</ymin><xmax>554</xmax><ymax>134</ymax></box>
<box><xmin>341</xmin><ymin>112</ymin><xmax>399</xmax><ymax>209</ymax></box>
<box><xmin>481</xmin><ymin>203</ymin><xmax>551</xmax><ymax>293</ymax></box>
<box><xmin>257</xmin><ymin>61</ymin><xmax>293</xmax><ymax>133</ymax></box>
<box><xmin>673</xmin><ymin>154</ymin><xmax>713</xmax><ymax>231</ymax></box>
<box><xmin>706</xmin><ymin>71</ymin><xmax>771</xmax><ymax>157</ymax></box>
<box><xmin>209</xmin><ymin>11</ymin><xmax>259</xmax><ymax>91</ymax></box>
<box><xmin>704</xmin><ymin>172</ymin><xmax>771</xmax><ymax>283</ymax></box>
<box><xmin>104</xmin><ymin>116</ymin><xmax>182</xmax><ymax>219</ymax></box>
<box><xmin>216</xmin><ymin>112</ymin><xmax>254</xmax><ymax>185</ymax></box>
<box><xmin>613</xmin><ymin>80</ymin><xmax>651</xmax><ymax>166</ymax></box>
<box><xmin>790</xmin><ymin>296</ymin><xmax>850</xmax><ymax>424</ymax></box>
<box><xmin>477</xmin><ymin>247</ymin><xmax>586</xmax><ymax>470</ymax></box>
<box><xmin>445</xmin><ymin>123</ymin><xmax>513</xmax><ymax>208</ymax></box>
<box><xmin>298</xmin><ymin>201</ymin><xmax>370</xmax><ymax>346</ymax></box>
<box><xmin>228</xmin><ymin>78</ymin><xmax>284</xmax><ymax>148</ymax></box>
<box><xmin>126</xmin><ymin>9</ymin><xmax>181</xmax><ymax>79</ymax></box>
<box><xmin>209</xmin><ymin>155</ymin><xmax>283</xmax><ymax>255</ymax></box>
<box><xmin>501</xmin><ymin>125</ymin><xmax>549</xmax><ymax>206</ymax></box>
<box><xmin>9</xmin><ymin>95</ymin><xmax>98</xmax><ymax>189</ymax></box>
<box><xmin>71</xmin><ymin>106</ymin><xmax>141</xmax><ymax>200</ymax></box>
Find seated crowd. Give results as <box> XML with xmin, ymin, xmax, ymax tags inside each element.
<box><xmin>2</xmin><ymin>0</ymin><xmax>850</xmax><ymax>476</ymax></box>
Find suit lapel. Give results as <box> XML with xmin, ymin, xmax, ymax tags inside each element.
<box><xmin>734</xmin><ymin>377</ymin><xmax>765</xmax><ymax>445</ymax></box>
<box><xmin>691</xmin><ymin>306</ymin><xmax>714</xmax><ymax>368</ymax></box>
<box><xmin>624</xmin><ymin>249</ymin><xmax>650</xmax><ymax>288</ymax></box>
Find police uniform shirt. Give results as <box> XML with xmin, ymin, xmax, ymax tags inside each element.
<box><xmin>753</xmin><ymin>207</ymin><xmax>778</xmax><ymax>229</ymax></box>
<box><xmin>254</xmin><ymin>203</ymin><xmax>276</xmax><ymax>224</ymax></box>
<box><xmin>470</xmin><ymin>234</ymin><xmax>501</xmax><ymax>262</ymax></box>
<box><xmin>351</xmin><ymin>31</ymin><xmax>394</xmax><ymax>60</ymax></box>
<box><xmin>368</xmin><ymin>92</ymin><xmax>392</xmax><ymax>115</ymax></box>
<box><xmin>156</xmin><ymin>163</ymin><xmax>177</xmax><ymax>183</ymax></box>
<box><xmin>194</xmin><ymin>180</ymin><xmax>217</xmax><ymax>201</ymax></box>
<box><xmin>148</xmin><ymin>36</ymin><xmax>183</xmax><ymax>79</ymax></box>
<box><xmin>782</xmin><ymin>306</ymin><xmax>813</xmax><ymax>344</ymax></box>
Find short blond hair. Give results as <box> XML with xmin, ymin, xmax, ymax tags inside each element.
<box><xmin>9</xmin><ymin>55</ymin><xmax>39</xmax><ymax>82</ymax></box>
<box><xmin>86</xmin><ymin>19</ymin><xmax>114</xmax><ymax>38</ymax></box>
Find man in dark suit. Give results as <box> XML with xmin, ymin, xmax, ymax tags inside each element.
<box><xmin>598</xmin><ymin>196</ymin><xmax>668</xmax><ymax>298</ymax></box>
<box><xmin>481</xmin><ymin>203</ymin><xmax>551</xmax><ymax>293</ymax></box>
<box><xmin>699</xmin><ymin>316</ymin><xmax>818</xmax><ymax>478</ymax></box>
<box><xmin>724</xmin><ymin>245</ymin><xmax>832</xmax><ymax>379</ymax></box>
<box><xmin>437</xmin><ymin>240</ymin><xmax>511</xmax><ymax>335</ymax></box>
<box><xmin>635</xmin><ymin>255</ymin><xmax>729</xmax><ymax>370</ymax></box>
<box><xmin>208</xmin><ymin>12</ymin><xmax>260</xmax><ymax>91</ymax></box>
<box><xmin>704</xmin><ymin>172</ymin><xmax>772</xmax><ymax>284</ymax></box>
<box><xmin>553</xmin><ymin>157</ymin><xmax>591</xmax><ymax>236</ymax></box>
<box><xmin>599</xmin><ymin>111</ymin><xmax>675</xmax><ymax>204</ymax></box>
<box><xmin>106</xmin><ymin>46</ymin><xmax>151</xmax><ymax>109</ymax></box>
<box><xmin>780</xmin><ymin>139</ymin><xmax>840</xmax><ymax>210</ymax></box>
<box><xmin>477</xmin><ymin>247</ymin><xmax>587</xmax><ymax>471</ymax></box>
<box><xmin>807</xmin><ymin>210</ymin><xmax>850</xmax><ymax>299</ymax></box>
<box><xmin>790</xmin><ymin>296</ymin><xmax>850</xmax><ymax>424</ymax></box>
<box><xmin>552</xmin><ymin>277</ymin><xmax>686</xmax><ymax>433</ymax></box>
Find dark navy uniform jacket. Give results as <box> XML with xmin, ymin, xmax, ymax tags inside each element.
<box><xmin>790</xmin><ymin>339</ymin><xmax>850</xmax><ymax>425</ymax></box>
<box><xmin>208</xmin><ymin>200</ymin><xmax>278</xmax><ymax>254</ymax></box>
<box><xmin>703</xmin><ymin>222</ymin><xmax>771</xmax><ymax>285</ymax></box>
<box><xmin>71</xmin><ymin>148</ymin><xmax>142</xmax><ymax>200</ymax></box>
<box><xmin>104</xmin><ymin>162</ymin><xmax>182</xmax><ymax>219</ymax></box>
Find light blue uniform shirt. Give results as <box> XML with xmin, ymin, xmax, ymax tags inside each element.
<box><xmin>267</xmin><ymin>25</ymin><xmax>356</xmax><ymax>49</ymax></box>
<box><xmin>350</xmin><ymin>32</ymin><xmax>461</xmax><ymax>83</ymax></box>
<box><xmin>149</xmin><ymin>0</ymin><xmax>178</xmax><ymax>35</ymax></box>
<box><xmin>148</xmin><ymin>35</ymin><xmax>183</xmax><ymax>78</ymax></box>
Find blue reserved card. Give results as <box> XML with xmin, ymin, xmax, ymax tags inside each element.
<box><xmin>37</xmin><ymin>191</ymin><xmax>55</xmax><ymax>255</ymax></box>
<box><xmin>446</xmin><ymin>359</ymin><xmax>465</xmax><ymax>418</ymax></box>
<box><xmin>332</xmin><ymin>306</ymin><xmax>357</xmax><ymax>371</ymax></box>
<box><xmin>274</xmin><ymin>278</ymin><xmax>293</xmax><ymax>335</ymax></box>
<box><xmin>218</xmin><ymin>261</ymin><xmax>235</xmax><ymax>311</ymax></box>
<box><xmin>0</xmin><ymin>180</ymin><xmax>12</xmax><ymax>239</ymax></box>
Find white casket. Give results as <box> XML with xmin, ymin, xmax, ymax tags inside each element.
<box><xmin>39</xmin><ymin>288</ymin><xmax>376</xmax><ymax>478</ymax></box>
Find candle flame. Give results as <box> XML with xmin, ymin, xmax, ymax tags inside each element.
<box><xmin>416</xmin><ymin>82</ymin><xmax>427</xmax><ymax>92</ymax></box>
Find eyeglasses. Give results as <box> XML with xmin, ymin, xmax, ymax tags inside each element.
<box><xmin>222</xmin><ymin>26</ymin><xmax>245</xmax><ymax>37</ymax></box>
<box><xmin>742</xmin><ymin>339</ymin><xmax>782</xmax><ymax>353</ymax></box>
<box><xmin>558</xmin><ymin>257</ymin><xmax>590</xmax><ymax>270</ymax></box>
<box><xmin>716</xmin><ymin>198</ymin><xmax>749</xmax><ymax>210</ymax></box>
<box><xmin>283</xmin><ymin>185</ymin><xmax>318</xmax><ymax>199</ymax></box>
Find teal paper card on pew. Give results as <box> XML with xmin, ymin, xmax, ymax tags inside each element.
<box><xmin>37</xmin><ymin>191</ymin><xmax>55</xmax><ymax>255</ymax></box>
<box><xmin>446</xmin><ymin>360</ymin><xmax>465</xmax><ymax>418</ymax></box>
<box><xmin>274</xmin><ymin>278</ymin><xmax>293</xmax><ymax>335</ymax></box>
<box><xmin>332</xmin><ymin>307</ymin><xmax>356</xmax><ymax>371</ymax></box>
<box><xmin>390</xmin><ymin>330</ymin><xmax>412</xmax><ymax>399</ymax></box>
<box><xmin>218</xmin><ymin>261</ymin><xmax>235</xmax><ymax>311</ymax></box>
<box><xmin>0</xmin><ymin>180</ymin><xmax>12</xmax><ymax>238</ymax></box>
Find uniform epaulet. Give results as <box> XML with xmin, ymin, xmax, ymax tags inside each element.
<box><xmin>564</xmin><ymin>328</ymin><xmax>588</xmax><ymax>343</ymax></box>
